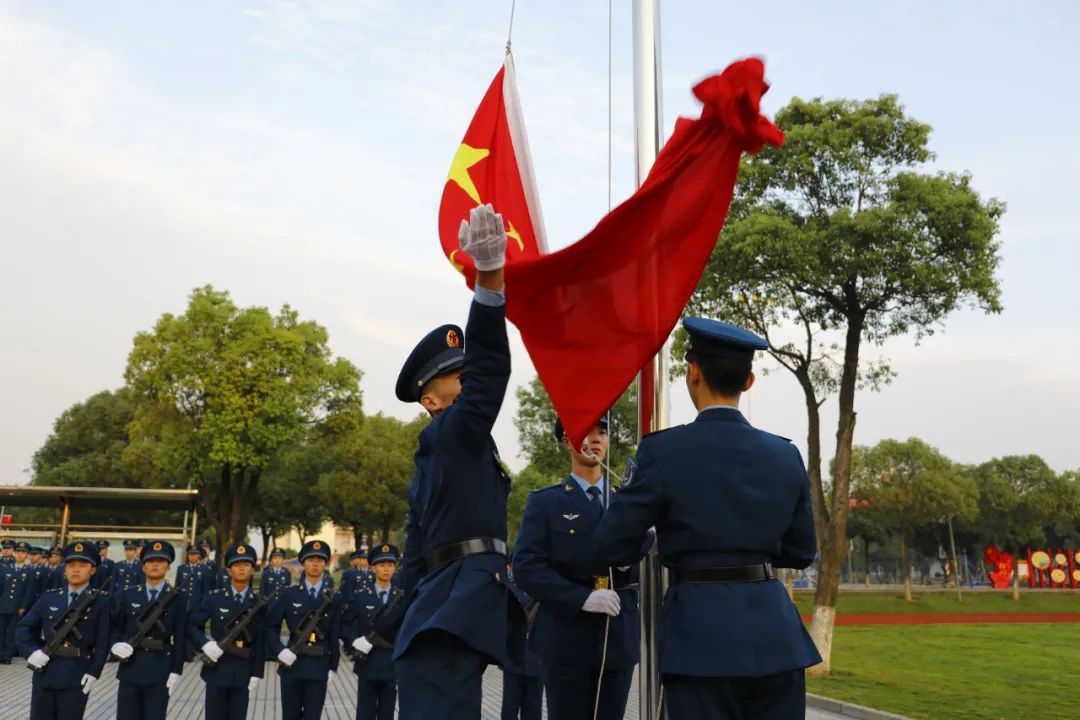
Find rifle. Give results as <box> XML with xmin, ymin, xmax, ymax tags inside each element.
<box><xmin>282</xmin><ymin>589</ymin><xmax>334</xmax><ymax>665</ymax></box>
<box><xmin>30</xmin><ymin>577</ymin><xmax>112</xmax><ymax>674</ymax></box>
<box><xmin>196</xmin><ymin>593</ymin><xmax>268</xmax><ymax>665</ymax></box>
<box><xmin>347</xmin><ymin>589</ymin><xmax>405</xmax><ymax>662</ymax></box>
<box><xmin>116</xmin><ymin>586</ymin><xmax>178</xmax><ymax>661</ymax></box>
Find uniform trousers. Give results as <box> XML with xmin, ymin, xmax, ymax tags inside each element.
<box><xmin>0</xmin><ymin>613</ymin><xmax>17</xmax><ymax>659</ymax></box>
<box><xmin>30</xmin><ymin>683</ymin><xmax>89</xmax><ymax>720</ymax></box>
<box><xmin>395</xmin><ymin>630</ymin><xmax>490</xmax><ymax>720</ymax></box>
<box><xmin>357</xmin><ymin>677</ymin><xmax>396</xmax><ymax>720</ymax></box>
<box><xmin>500</xmin><ymin>669</ymin><xmax>542</xmax><ymax>720</ymax></box>
<box><xmin>541</xmin><ymin>664</ymin><xmax>634</xmax><ymax>720</ymax></box>
<box><xmin>663</xmin><ymin>669</ymin><xmax>806</xmax><ymax>720</ymax></box>
<box><xmin>204</xmin><ymin>685</ymin><xmax>250</xmax><ymax>720</ymax></box>
<box><xmin>280</xmin><ymin>676</ymin><xmax>328</xmax><ymax>720</ymax></box>
<box><xmin>117</xmin><ymin>681</ymin><xmax>169</xmax><ymax>720</ymax></box>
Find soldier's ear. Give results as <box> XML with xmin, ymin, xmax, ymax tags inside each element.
<box><xmin>742</xmin><ymin>370</ymin><xmax>756</xmax><ymax>393</ymax></box>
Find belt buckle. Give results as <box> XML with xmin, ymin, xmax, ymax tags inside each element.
<box><xmin>593</xmin><ymin>576</ymin><xmax>610</xmax><ymax>590</ymax></box>
<box><xmin>309</xmin><ymin>632</ymin><xmax>318</xmax><ymax>643</ymax></box>
<box><xmin>234</xmin><ymin>639</ymin><xmax>244</xmax><ymax>649</ymax></box>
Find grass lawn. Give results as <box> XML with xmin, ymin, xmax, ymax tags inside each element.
<box><xmin>807</xmin><ymin>623</ymin><xmax>1080</xmax><ymax>719</ymax></box>
<box><xmin>793</xmin><ymin>590</ymin><xmax>1080</xmax><ymax>616</ymax></box>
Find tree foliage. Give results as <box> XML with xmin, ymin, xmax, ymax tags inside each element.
<box><xmin>683</xmin><ymin>93</ymin><xmax>1005</xmax><ymax>671</ymax></box>
<box><xmin>123</xmin><ymin>285</ymin><xmax>362</xmax><ymax>546</ymax></box>
<box><xmin>967</xmin><ymin>455</ymin><xmax>1068</xmax><ymax>552</ymax></box>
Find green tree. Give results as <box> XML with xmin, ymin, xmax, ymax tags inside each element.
<box><xmin>257</xmin><ymin>442</ymin><xmax>332</xmax><ymax>551</ymax></box>
<box><xmin>318</xmin><ymin>413</ymin><xmax>424</xmax><ymax>546</ymax></box>
<box><xmin>851</xmin><ymin>438</ymin><xmax>977</xmax><ymax>601</ymax></box>
<box><xmin>513</xmin><ymin>377</ymin><xmax>638</xmax><ymax>481</ymax></box>
<box><xmin>969</xmin><ymin>456</ymin><xmax>1066</xmax><ymax>552</ymax></box>
<box><xmin>684</xmin><ymin>95</ymin><xmax>1004</xmax><ymax>672</ymax></box>
<box><xmin>506</xmin><ymin>465</ymin><xmax>553</xmax><ymax>547</ymax></box>
<box><xmin>28</xmin><ymin>388</ymin><xmax>178</xmax><ymax>526</ymax></box>
<box><xmin>124</xmin><ymin>286</ymin><xmax>362</xmax><ymax>546</ymax></box>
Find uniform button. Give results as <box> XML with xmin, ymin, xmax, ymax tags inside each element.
<box><xmin>569</xmin><ymin>529</ymin><xmax>575</xmax><ymax>535</ymax></box>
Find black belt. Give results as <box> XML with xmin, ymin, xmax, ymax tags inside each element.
<box><xmin>425</xmin><ymin>537</ymin><xmax>506</xmax><ymax>572</ymax></box>
<box><xmin>567</xmin><ymin>575</ymin><xmax>637</xmax><ymax>592</ymax></box>
<box><xmin>668</xmin><ymin>563</ymin><xmax>774</xmax><ymax>585</ymax></box>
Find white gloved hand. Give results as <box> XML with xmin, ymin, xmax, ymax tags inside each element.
<box><xmin>277</xmin><ymin>648</ymin><xmax>297</xmax><ymax>667</ymax></box>
<box><xmin>351</xmin><ymin>637</ymin><xmax>374</xmax><ymax>656</ymax></box>
<box><xmin>80</xmin><ymin>674</ymin><xmax>96</xmax><ymax>695</ymax></box>
<box><xmin>582</xmin><ymin>589</ymin><xmax>621</xmax><ymax>617</ymax></box>
<box><xmin>111</xmin><ymin>642</ymin><xmax>134</xmax><ymax>659</ymax></box>
<box><xmin>27</xmin><ymin>649</ymin><xmax>50</xmax><ymax>669</ymax></box>
<box><xmin>458</xmin><ymin>203</ymin><xmax>507</xmax><ymax>271</ymax></box>
<box><xmin>200</xmin><ymin>641</ymin><xmax>224</xmax><ymax>662</ymax></box>
<box><xmin>327</xmin><ymin>670</ymin><xmax>336</xmax><ymax>682</ymax></box>
<box><xmin>248</xmin><ymin>677</ymin><xmax>260</xmax><ymax>693</ymax></box>
<box><xmin>166</xmin><ymin>673</ymin><xmax>181</xmax><ymax>696</ymax></box>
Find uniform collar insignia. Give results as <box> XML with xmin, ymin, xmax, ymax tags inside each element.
<box><xmin>564</xmin><ymin>483</ymin><xmax>574</xmax><ymax>492</ymax></box>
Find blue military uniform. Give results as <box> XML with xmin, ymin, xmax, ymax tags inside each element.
<box><xmin>16</xmin><ymin>541</ymin><xmax>111</xmax><ymax>720</ymax></box>
<box><xmin>266</xmin><ymin>539</ymin><xmax>342</xmax><ymax>720</ymax></box>
<box><xmin>500</xmin><ymin>570</ymin><xmax>542</xmax><ymax>720</ymax></box>
<box><xmin>0</xmin><ymin>541</ymin><xmax>33</xmax><ymax>661</ymax></box>
<box><xmin>340</xmin><ymin>548</ymin><xmax>373</xmax><ymax>597</ymax></box>
<box><xmin>259</xmin><ymin>548</ymin><xmax>292</xmax><ymax>599</ymax></box>
<box><xmin>110</xmin><ymin>540</ymin><xmax>187</xmax><ymax>720</ymax></box>
<box><xmin>175</xmin><ymin>547</ymin><xmax>207</xmax><ymax>651</ymax></box>
<box><xmin>46</xmin><ymin>548</ymin><xmax>66</xmax><ymax>591</ymax></box>
<box><xmin>595</xmin><ymin>318</ymin><xmax>821</xmax><ymax>720</ymax></box>
<box><xmin>112</xmin><ymin>539</ymin><xmax>146</xmax><ymax>593</ymax></box>
<box><xmin>514</xmin><ymin>417</ymin><xmax>651</xmax><ymax>720</ymax></box>
<box><xmin>93</xmin><ymin>540</ymin><xmax>114</xmax><ymax>590</ymax></box>
<box><xmin>343</xmin><ymin>544</ymin><xmax>404</xmax><ymax>720</ymax></box>
<box><xmin>392</xmin><ymin>291</ymin><xmax>526</xmax><ymax>719</ymax></box>
<box><xmin>0</xmin><ymin>539</ymin><xmax>14</xmax><ymax>567</ymax></box>
<box><xmin>187</xmin><ymin>543</ymin><xmax>266</xmax><ymax>720</ymax></box>
<box><xmin>19</xmin><ymin>548</ymin><xmax>52</xmax><ymax>618</ymax></box>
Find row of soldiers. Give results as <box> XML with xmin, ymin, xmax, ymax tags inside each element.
<box><xmin>14</xmin><ymin>537</ymin><xmax>401</xmax><ymax>720</ymax></box>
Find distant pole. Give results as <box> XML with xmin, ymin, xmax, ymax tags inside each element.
<box><xmin>947</xmin><ymin>516</ymin><xmax>962</xmax><ymax>603</ymax></box>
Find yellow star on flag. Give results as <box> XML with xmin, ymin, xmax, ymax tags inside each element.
<box><xmin>447</xmin><ymin>143</ymin><xmax>490</xmax><ymax>205</ymax></box>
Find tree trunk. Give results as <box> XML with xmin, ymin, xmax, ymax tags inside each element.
<box><xmin>352</xmin><ymin>527</ymin><xmax>365</xmax><ymax>551</ymax></box>
<box><xmin>864</xmin><ymin>537</ymin><xmax>871</xmax><ymax>587</ymax></box>
<box><xmin>808</xmin><ymin>310</ymin><xmax>863</xmax><ymax>677</ymax></box>
<box><xmin>1012</xmin><ymin>556</ymin><xmax>1021</xmax><ymax>601</ymax></box>
<box><xmin>260</xmin><ymin>526</ymin><xmax>272</xmax><ymax>563</ymax></box>
<box><xmin>900</xmin><ymin>532</ymin><xmax>913</xmax><ymax>602</ymax></box>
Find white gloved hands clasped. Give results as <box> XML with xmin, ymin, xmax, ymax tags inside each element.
<box><xmin>27</xmin><ymin>650</ymin><xmax>50</xmax><ymax>669</ymax></box>
<box><xmin>458</xmin><ymin>203</ymin><xmax>508</xmax><ymax>271</ymax></box>
<box><xmin>327</xmin><ymin>670</ymin><xmax>336</xmax><ymax>682</ymax></box>
<box><xmin>582</xmin><ymin>589</ymin><xmax>621</xmax><ymax>617</ymax></box>
<box><xmin>201</xmin><ymin>641</ymin><xmax>224</xmax><ymax>662</ymax></box>
<box><xmin>166</xmin><ymin>673</ymin><xmax>181</xmax><ymax>696</ymax></box>
<box><xmin>277</xmin><ymin>648</ymin><xmax>297</xmax><ymax>667</ymax></box>
<box><xmin>351</xmin><ymin>637</ymin><xmax>374</xmax><ymax>656</ymax></box>
<box><xmin>80</xmin><ymin>674</ymin><xmax>96</xmax><ymax>695</ymax></box>
<box><xmin>111</xmin><ymin>642</ymin><xmax>134</xmax><ymax>660</ymax></box>
<box><xmin>248</xmin><ymin>677</ymin><xmax>260</xmax><ymax>693</ymax></box>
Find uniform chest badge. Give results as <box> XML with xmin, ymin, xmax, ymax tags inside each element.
<box><xmin>292</xmin><ymin>602</ymin><xmax>303</xmax><ymax>608</ymax></box>
<box><xmin>131</xmin><ymin>603</ymin><xmax>142</xmax><ymax>609</ymax></box>
<box><xmin>563</xmin><ymin>513</ymin><xmax>580</xmax><ymax>520</ymax></box>
<box><xmin>365</xmin><ymin>605</ymin><xmax>375</xmax><ymax>610</ymax></box>
<box><xmin>49</xmin><ymin>606</ymin><xmax>59</xmax><ymax>612</ymax></box>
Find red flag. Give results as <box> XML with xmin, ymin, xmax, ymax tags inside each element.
<box><xmin>504</xmin><ymin>58</ymin><xmax>784</xmax><ymax>447</ymax></box>
<box><xmin>439</xmin><ymin>55</ymin><xmax>547</xmax><ymax>282</ymax></box>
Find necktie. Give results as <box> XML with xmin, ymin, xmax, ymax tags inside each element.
<box><xmin>70</xmin><ymin>592</ymin><xmax>79</xmax><ymax>607</ymax></box>
<box><xmin>379</xmin><ymin>590</ymin><xmax>388</xmax><ymax>606</ymax></box>
<box><xmin>310</xmin><ymin>587</ymin><xmax>317</xmax><ymax>600</ymax></box>
<box><xmin>587</xmin><ymin>485</ymin><xmax>603</xmax><ymax>519</ymax></box>
<box><xmin>149</xmin><ymin>589</ymin><xmax>158</xmax><ymax>603</ymax></box>
<box><xmin>235</xmin><ymin>592</ymin><xmax>243</xmax><ymax>606</ymax></box>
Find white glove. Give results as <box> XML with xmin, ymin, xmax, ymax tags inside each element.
<box><xmin>166</xmin><ymin>673</ymin><xmax>181</xmax><ymax>696</ymax></box>
<box><xmin>248</xmin><ymin>677</ymin><xmax>260</xmax><ymax>693</ymax></box>
<box><xmin>277</xmin><ymin>648</ymin><xmax>297</xmax><ymax>667</ymax></box>
<box><xmin>582</xmin><ymin>589</ymin><xmax>621</xmax><ymax>617</ymax></box>
<box><xmin>80</xmin><ymin>674</ymin><xmax>96</xmax><ymax>695</ymax></box>
<box><xmin>458</xmin><ymin>203</ymin><xmax>507</xmax><ymax>271</ymax></box>
<box><xmin>351</xmin><ymin>637</ymin><xmax>373</xmax><ymax>656</ymax></box>
<box><xmin>200</xmin><ymin>641</ymin><xmax>224</xmax><ymax>662</ymax></box>
<box><xmin>111</xmin><ymin>642</ymin><xmax>134</xmax><ymax>659</ymax></box>
<box><xmin>27</xmin><ymin>649</ymin><xmax>50</xmax><ymax>669</ymax></box>
<box><xmin>327</xmin><ymin>670</ymin><xmax>336</xmax><ymax>682</ymax></box>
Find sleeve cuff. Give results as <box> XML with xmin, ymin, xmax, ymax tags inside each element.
<box><xmin>474</xmin><ymin>286</ymin><xmax>506</xmax><ymax>307</ymax></box>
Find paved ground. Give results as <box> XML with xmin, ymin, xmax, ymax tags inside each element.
<box><xmin>0</xmin><ymin>658</ymin><xmax>847</xmax><ymax>719</ymax></box>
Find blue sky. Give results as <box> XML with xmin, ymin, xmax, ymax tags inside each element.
<box><xmin>1</xmin><ymin>1</ymin><xmax>1077</xmax><ymax>484</ymax></box>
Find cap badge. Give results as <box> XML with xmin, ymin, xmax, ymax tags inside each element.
<box><xmin>313</xmin><ymin>542</ymin><xmax>321</xmax><ymax>550</ymax></box>
<box><xmin>153</xmin><ymin>542</ymin><xmax>162</xmax><ymax>551</ymax></box>
<box><xmin>382</xmin><ymin>545</ymin><xmax>389</xmax><ymax>552</ymax></box>
<box><xmin>237</xmin><ymin>546</ymin><xmax>246</xmax><ymax>555</ymax></box>
<box><xmin>74</xmin><ymin>543</ymin><xmax>84</xmax><ymax>552</ymax></box>
<box><xmin>446</xmin><ymin>329</ymin><xmax>460</xmax><ymax>348</ymax></box>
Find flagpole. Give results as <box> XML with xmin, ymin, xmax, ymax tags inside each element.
<box><xmin>633</xmin><ymin>1</ymin><xmax>667</xmax><ymax>718</ymax></box>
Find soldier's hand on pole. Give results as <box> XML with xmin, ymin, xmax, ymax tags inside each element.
<box><xmin>110</xmin><ymin>642</ymin><xmax>134</xmax><ymax>660</ymax></box>
<box><xmin>27</xmin><ymin>650</ymin><xmax>50</xmax><ymax>669</ymax></box>
<box><xmin>459</xmin><ymin>203</ymin><xmax>508</xmax><ymax>271</ymax></box>
<box><xmin>582</xmin><ymin>589</ymin><xmax>621</xmax><ymax>616</ymax></box>
<box><xmin>200</xmin><ymin>640</ymin><xmax>224</xmax><ymax>662</ymax></box>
